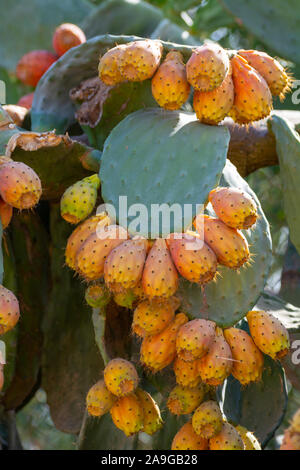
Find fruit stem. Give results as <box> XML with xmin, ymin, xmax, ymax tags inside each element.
<box><xmin>92</xmin><ymin>308</ymin><xmax>110</xmax><ymax>366</ymax></box>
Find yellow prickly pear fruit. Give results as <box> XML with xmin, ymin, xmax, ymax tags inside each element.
<box><xmin>291</xmin><ymin>409</ymin><xmax>300</xmax><ymax>433</ymax></box>
<box><xmin>176</xmin><ymin>319</ymin><xmax>216</xmax><ymax>362</ymax></box>
<box><xmin>192</xmin><ymin>400</ymin><xmax>223</xmax><ymax>439</ymax></box>
<box><xmin>140</xmin><ymin>313</ymin><xmax>188</xmax><ymax>373</ymax></box>
<box><xmin>223</xmin><ymin>328</ymin><xmax>264</xmax><ymax>386</ymax></box>
<box><xmin>0</xmin><ymin>285</ymin><xmax>20</xmax><ymax>335</ymax></box>
<box><xmin>119</xmin><ymin>39</ymin><xmax>163</xmax><ymax>82</ymax></box>
<box><xmin>186</xmin><ymin>43</ymin><xmax>229</xmax><ymax>92</ymax></box>
<box><xmin>85</xmin><ymin>283</ymin><xmax>111</xmax><ymax>309</ymax></box>
<box><xmin>167</xmin><ymin>384</ymin><xmax>205</xmax><ymax>415</ymax></box>
<box><xmin>194</xmin><ymin>214</ymin><xmax>250</xmax><ymax>269</ymax></box>
<box><xmin>135</xmin><ymin>389</ymin><xmax>163</xmax><ymax>435</ymax></box>
<box><xmin>209</xmin><ymin>422</ymin><xmax>245</xmax><ymax>450</ymax></box>
<box><xmin>235</xmin><ymin>425</ymin><xmax>261</xmax><ymax>450</ymax></box>
<box><xmin>142</xmin><ymin>238</ymin><xmax>178</xmax><ymax>299</ymax></box>
<box><xmin>132</xmin><ymin>298</ymin><xmax>176</xmax><ymax>338</ymax></box>
<box><xmin>173</xmin><ymin>356</ymin><xmax>201</xmax><ymax>388</ymax></box>
<box><xmin>0</xmin><ymin>197</ymin><xmax>13</xmax><ymax>230</ymax></box>
<box><xmin>98</xmin><ymin>44</ymin><xmax>127</xmax><ymax>86</ymax></box>
<box><xmin>151</xmin><ymin>51</ymin><xmax>190</xmax><ymax>110</ymax></box>
<box><xmin>60</xmin><ymin>174</ymin><xmax>100</xmax><ymax>225</ymax></box>
<box><xmin>104</xmin><ymin>358</ymin><xmax>139</xmax><ymax>397</ymax></box>
<box><xmin>171</xmin><ymin>421</ymin><xmax>208</xmax><ymax>450</ymax></box>
<box><xmin>113</xmin><ymin>288</ymin><xmax>138</xmax><ymax>309</ymax></box>
<box><xmin>208</xmin><ymin>187</ymin><xmax>258</xmax><ymax>230</ymax></box>
<box><xmin>193</xmin><ymin>67</ymin><xmax>234</xmax><ymax>124</ymax></box>
<box><xmin>110</xmin><ymin>393</ymin><xmax>144</xmax><ymax>436</ymax></box>
<box><xmin>86</xmin><ymin>379</ymin><xmax>116</xmax><ymax>417</ymax></box>
<box><xmin>247</xmin><ymin>310</ymin><xmax>290</xmax><ymax>360</ymax></box>
<box><xmin>198</xmin><ymin>327</ymin><xmax>233</xmax><ymax>386</ymax></box>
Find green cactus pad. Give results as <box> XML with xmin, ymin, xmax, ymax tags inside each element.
<box><xmin>151</xmin><ymin>19</ymin><xmax>199</xmax><ymax>45</ymax></box>
<box><xmin>178</xmin><ymin>160</ymin><xmax>272</xmax><ymax>327</ymax></box>
<box><xmin>100</xmin><ymin>108</ymin><xmax>229</xmax><ymax>237</ymax></box>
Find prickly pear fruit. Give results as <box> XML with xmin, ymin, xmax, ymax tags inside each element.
<box><xmin>193</xmin><ymin>68</ymin><xmax>234</xmax><ymax>124</ymax></box>
<box><xmin>230</xmin><ymin>54</ymin><xmax>273</xmax><ymax>123</ymax></box>
<box><xmin>168</xmin><ymin>232</ymin><xmax>217</xmax><ymax>285</ymax></box>
<box><xmin>291</xmin><ymin>409</ymin><xmax>300</xmax><ymax>433</ymax></box>
<box><xmin>76</xmin><ymin>224</ymin><xmax>128</xmax><ymax>280</ymax></box>
<box><xmin>173</xmin><ymin>356</ymin><xmax>201</xmax><ymax>388</ymax></box>
<box><xmin>0</xmin><ymin>285</ymin><xmax>20</xmax><ymax>335</ymax></box>
<box><xmin>186</xmin><ymin>43</ymin><xmax>229</xmax><ymax>92</ymax></box>
<box><xmin>194</xmin><ymin>214</ymin><xmax>250</xmax><ymax>269</ymax></box>
<box><xmin>86</xmin><ymin>379</ymin><xmax>116</xmax><ymax>417</ymax></box>
<box><xmin>17</xmin><ymin>92</ymin><xmax>34</xmax><ymax>110</ymax></box>
<box><xmin>171</xmin><ymin>421</ymin><xmax>208</xmax><ymax>450</ymax></box>
<box><xmin>104</xmin><ymin>358</ymin><xmax>139</xmax><ymax>397</ymax></box>
<box><xmin>223</xmin><ymin>327</ymin><xmax>264</xmax><ymax>385</ymax></box>
<box><xmin>132</xmin><ymin>298</ymin><xmax>176</xmax><ymax>337</ymax></box>
<box><xmin>0</xmin><ymin>364</ymin><xmax>3</xmax><ymax>391</ymax></box>
<box><xmin>192</xmin><ymin>400</ymin><xmax>223</xmax><ymax>439</ymax></box>
<box><xmin>198</xmin><ymin>327</ymin><xmax>233</xmax><ymax>386</ymax></box>
<box><xmin>60</xmin><ymin>174</ymin><xmax>100</xmax><ymax>225</ymax></box>
<box><xmin>110</xmin><ymin>393</ymin><xmax>144</xmax><ymax>436</ymax></box>
<box><xmin>209</xmin><ymin>422</ymin><xmax>244</xmax><ymax>450</ymax></box>
<box><xmin>119</xmin><ymin>40</ymin><xmax>162</xmax><ymax>82</ymax></box>
<box><xmin>151</xmin><ymin>51</ymin><xmax>190</xmax><ymax>110</ymax></box>
<box><xmin>235</xmin><ymin>425</ymin><xmax>261</xmax><ymax>450</ymax></box>
<box><xmin>16</xmin><ymin>50</ymin><xmax>57</xmax><ymax>87</ymax></box>
<box><xmin>113</xmin><ymin>288</ymin><xmax>138</xmax><ymax>309</ymax></box>
<box><xmin>246</xmin><ymin>310</ymin><xmax>290</xmax><ymax>360</ymax></box>
<box><xmin>167</xmin><ymin>384</ymin><xmax>205</xmax><ymax>415</ymax></box>
<box><xmin>85</xmin><ymin>283</ymin><xmax>111</xmax><ymax>309</ymax></box>
<box><xmin>104</xmin><ymin>238</ymin><xmax>148</xmax><ymax>291</ymax></box>
<box><xmin>142</xmin><ymin>238</ymin><xmax>178</xmax><ymax>299</ymax></box>
<box><xmin>209</xmin><ymin>187</ymin><xmax>258</xmax><ymax>230</ymax></box>
<box><xmin>53</xmin><ymin>23</ymin><xmax>86</xmax><ymax>57</ymax></box>
<box><xmin>238</xmin><ymin>50</ymin><xmax>292</xmax><ymax>100</ymax></box>
<box><xmin>280</xmin><ymin>429</ymin><xmax>300</xmax><ymax>450</ymax></box>
<box><xmin>0</xmin><ymin>161</ymin><xmax>42</xmax><ymax>210</ymax></box>
<box><xmin>135</xmin><ymin>389</ymin><xmax>163</xmax><ymax>435</ymax></box>
<box><xmin>140</xmin><ymin>313</ymin><xmax>188</xmax><ymax>372</ymax></box>
<box><xmin>176</xmin><ymin>319</ymin><xmax>216</xmax><ymax>362</ymax></box>
<box><xmin>98</xmin><ymin>45</ymin><xmax>127</xmax><ymax>86</ymax></box>
<box><xmin>0</xmin><ymin>198</ymin><xmax>13</xmax><ymax>229</ymax></box>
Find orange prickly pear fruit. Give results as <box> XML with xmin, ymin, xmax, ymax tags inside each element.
<box><xmin>209</xmin><ymin>422</ymin><xmax>244</xmax><ymax>450</ymax></box>
<box><xmin>17</xmin><ymin>92</ymin><xmax>34</xmax><ymax>110</ymax></box>
<box><xmin>110</xmin><ymin>392</ymin><xmax>144</xmax><ymax>436</ymax></box>
<box><xmin>167</xmin><ymin>384</ymin><xmax>205</xmax><ymax>415</ymax></box>
<box><xmin>98</xmin><ymin>44</ymin><xmax>128</xmax><ymax>86</ymax></box>
<box><xmin>198</xmin><ymin>327</ymin><xmax>233</xmax><ymax>386</ymax></box>
<box><xmin>76</xmin><ymin>224</ymin><xmax>128</xmax><ymax>280</ymax></box>
<box><xmin>223</xmin><ymin>327</ymin><xmax>264</xmax><ymax>385</ymax></box>
<box><xmin>246</xmin><ymin>310</ymin><xmax>290</xmax><ymax>360</ymax></box>
<box><xmin>119</xmin><ymin>39</ymin><xmax>163</xmax><ymax>82</ymax></box>
<box><xmin>86</xmin><ymin>379</ymin><xmax>116</xmax><ymax>417</ymax></box>
<box><xmin>85</xmin><ymin>283</ymin><xmax>111</xmax><ymax>309</ymax></box>
<box><xmin>193</xmin><ymin>67</ymin><xmax>234</xmax><ymax>124</ymax></box>
<box><xmin>16</xmin><ymin>50</ymin><xmax>57</xmax><ymax>87</ymax></box>
<box><xmin>132</xmin><ymin>298</ymin><xmax>176</xmax><ymax>338</ymax></box>
<box><xmin>0</xmin><ymin>198</ymin><xmax>13</xmax><ymax>229</ymax></box>
<box><xmin>230</xmin><ymin>54</ymin><xmax>273</xmax><ymax>123</ymax></box>
<box><xmin>151</xmin><ymin>51</ymin><xmax>190</xmax><ymax>110</ymax></box>
<box><xmin>192</xmin><ymin>400</ymin><xmax>223</xmax><ymax>439</ymax></box>
<box><xmin>208</xmin><ymin>187</ymin><xmax>258</xmax><ymax>230</ymax></box>
<box><xmin>186</xmin><ymin>43</ymin><xmax>229</xmax><ymax>92</ymax></box>
<box><xmin>104</xmin><ymin>238</ymin><xmax>148</xmax><ymax>291</ymax></box>
<box><xmin>238</xmin><ymin>50</ymin><xmax>292</xmax><ymax>100</ymax></box>
<box><xmin>135</xmin><ymin>389</ymin><xmax>163</xmax><ymax>435</ymax></box>
<box><xmin>280</xmin><ymin>429</ymin><xmax>300</xmax><ymax>450</ymax></box>
<box><xmin>194</xmin><ymin>214</ymin><xmax>250</xmax><ymax>269</ymax></box>
<box><xmin>0</xmin><ymin>161</ymin><xmax>42</xmax><ymax>210</ymax></box>
<box><xmin>235</xmin><ymin>425</ymin><xmax>261</xmax><ymax>450</ymax></box>
<box><xmin>60</xmin><ymin>174</ymin><xmax>100</xmax><ymax>224</ymax></box>
<box><xmin>291</xmin><ymin>409</ymin><xmax>300</xmax><ymax>433</ymax></box>
<box><xmin>0</xmin><ymin>285</ymin><xmax>20</xmax><ymax>335</ymax></box>
<box><xmin>104</xmin><ymin>358</ymin><xmax>139</xmax><ymax>397</ymax></box>
<box><xmin>176</xmin><ymin>318</ymin><xmax>216</xmax><ymax>362</ymax></box>
<box><xmin>140</xmin><ymin>313</ymin><xmax>188</xmax><ymax>372</ymax></box>
<box><xmin>171</xmin><ymin>421</ymin><xmax>208</xmax><ymax>450</ymax></box>
<box><xmin>168</xmin><ymin>232</ymin><xmax>217</xmax><ymax>285</ymax></box>
<box><xmin>142</xmin><ymin>238</ymin><xmax>178</xmax><ymax>299</ymax></box>
<box><xmin>53</xmin><ymin>23</ymin><xmax>86</xmax><ymax>57</ymax></box>
<box><xmin>173</xmin><ymin>356</ymin><xmax>201</xmax><ymax>388</ymax></box>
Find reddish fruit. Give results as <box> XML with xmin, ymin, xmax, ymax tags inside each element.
<box><xmin>104</xmin><ymin>358</ymin><xmax>139</xmax><ymax>397</ymax></box>
<box><xmin>16</xmin><ymin>50</ymin><xmax>57</xmax><ymax>87</ymax></box>
<box><xmin>198</xmin><ymin>327</ymin><xmax>233</xmax><ymax>386</ymax></box>
<box><xmin>98</xmin><ymin>45</ymin><xmax>127</xmax><ymax>86</ymax></box>
<box><xmin>17</xmin><ymin>92</ymin><xmax>34</xmax><ymax>110</ymax></box>
<box><xmin>192</xmin><ymin>400</ymin><xmax>223</xmax><ymax>439</ymax></box>
<box><xmin>119</xmin><ymin>40</ymin><xmax>163</xmax><ymax>82</ymax></box>
<box><xmin>151</xmin><ymin>51</ymin><xmax>190</xmax><ymax>110</ymax></box>
<box><xmin>280</xmin><ymin>429</ymin><xmax>300</xmax><ymax>450</ymax></box>
<box><xmin>171</xmin><ymin>421</ymin><xmax>208</xmax><ymax>450</ymax></box>
<box><xmin>85</xmin><ymin>283</ymin><xmax>111</xmax><ymax>309</ymax></box>
<box><xmin>0</xmin><ymin>285</ymin><xmax>20</xmax><ymax>335</ymax></box>
<box><xmin>209</xmin><ymin>422</ymin><xmax>244</xmax><ymax>450</ymax></box>
<box><xmin>168</xmin><ymin>232</ymin><xmax>217</xmax><ymax>285</ymax></box>
<box><xmin>223</xmin><ymin>328</ymin><xmax>264</xmax><ymax>386</ymax></box>
<box><xmin>140</xmin><ymin>313</ymin><xmax>188</xmax><ymax>372</ymax></box>
<box><xmin>0</xmin><ymin>198</ymin><xmax>13</xmax><ymax>229</ymax></box>
<box><xmin>235</xmin><ymin>425</ymin><xmax>261</xmax><ymax>450</ymax></box>
<box><xmin>247</xmin><ymin>310</ymin><xmax>290</xmax><ymax>360</ymax></box>
<box><xmin>136</xmin><ymin>389</ymin><xmax>163</xmax><ymax>435</ymax></box>
<box><xmin>167</xmin><ymin>384</ymin><xmax>205</xmax><ymax>415</ymax></box>
<box><xmin>173</xmin><ymin>356</ymin><xmax>201</xmax><ymax>388</ymax></box>
<box><xmin>208</xmin><ymin>187</ymin><xmax>258</xmax><ymax>230</ymax></box>
<box><xmin>186</xmin><ymin>43</ymin><xmax>229</xmax><ymax>92</ymax></box>
<box><xmin>110</xmin><ymin>393</ymin><xmax>144</xmax><ymax>436</ymax></box>
<box><xmin>86</xmin><ymin>379</ymin><xmax>116</xmax><ymax>417</ymax></box>
<box><xmin>194</xmin><ymin>214</ymin><xmax>250</xmax><ymax>269</ymax></box>
<box><xmin>176</xmin><ymin>319</ymin><xmax>216</xmax><ymax>362</ymax></box>
<box><xmin>132</xmin><ymin>297</ymin><xmax>176</xmax><ymax>337</ymax></box>
<box><xmin>53</xmin><ymin>23</ymin><xmax>86</xmax><ymax>57</ymax></box>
